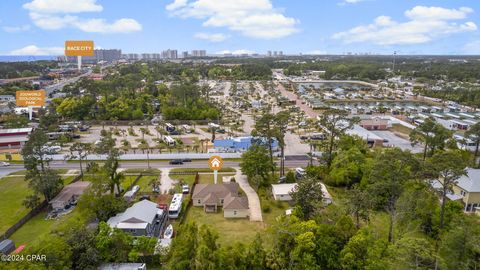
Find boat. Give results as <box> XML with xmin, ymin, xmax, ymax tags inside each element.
<box><xmin>163</xmin><ymin>224</ymin><xmax>174</xmax><ymax>239</ymax></box>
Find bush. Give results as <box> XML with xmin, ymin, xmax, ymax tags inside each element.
<box><xmin>286</xmin><ymin>171</ymin><xmax>295</xmax><ymax>183</ymax></box>
<box><xmin>261</xmin><ymin>199</ymin><xmax>271</xmax><ymax>213</ymax></box>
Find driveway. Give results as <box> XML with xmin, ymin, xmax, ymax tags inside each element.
<box><xmin>233</xmin><ymin>168</ymin><xmax>263</xmax><ymax>222</ymax></box>
<box><xmin>160</xmin><ymin>168</ymin><xmax>176</xmax><ymax>194</ymax></box>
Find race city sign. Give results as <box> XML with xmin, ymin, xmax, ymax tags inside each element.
<box><xmin>65</xmin><ymin>40</ymin><xmax>94</xmax><ymax>56</ymax></box>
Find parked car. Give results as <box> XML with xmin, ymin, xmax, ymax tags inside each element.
<box><xmin>0</xmin><ymin>161</ymin><xmax>10</xmax><ymax>167</ymax></box>
<box><xmin>182</xmin><ymin>158</ymin><xmax>192</xmax><ymax>162</ymax></box>
<box><xmin>169</xmin><ymin>159</ymin><xmax>184</xmax><ymax>165</ymax></box>
<box><xmin>182</xmin><ymin>185</ymin><xmax>190</xmax><ymax>194</ymax></box>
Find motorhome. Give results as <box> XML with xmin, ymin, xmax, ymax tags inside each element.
<box><xmin>163</xmin><ymin>136</ymin><xmax>176</xmax><ymax>147</ymax></box>
<box><xmin>168</xmin><ymin>193</ymin><xmax>183</xmax><ymax>219</ymax></box>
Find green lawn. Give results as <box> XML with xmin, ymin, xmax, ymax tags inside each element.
<box><xmin>0</xmin><ymin>176</ymin><xmax>32</xmax><ymax>235</ymax></box>
<box><xmin>10</xmin><ymin>208</ymin><xmax>87</xmax><ymax>247</ymax></box>
<box><xmin>123</xmin><ymin>168</ymin><xmax>161</xmax><ymax>174</ymax></box>
<box><xmin>390</xmin><ymin>124</ymin><xmax>413</xmax><ymax>136</ymax></box>
<box><xmin>136</xmin><ymin>175</ymin><xmax>159</xmax><ymax>192</ymax></box>
<box><xmin>121</xmin><ymin>175</ymin><xmax>141</xmax><ymax>191</ymax></box>
<box><xmin>185</xmin><ymin>206</ymin><xmax>265</xmax><ymax>246</ymax></box>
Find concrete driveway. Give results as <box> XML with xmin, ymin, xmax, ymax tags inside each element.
<box><xmin>233</xmin><ymin>168</ymin><xmax>263</xmax><ymax>222</ymax></box>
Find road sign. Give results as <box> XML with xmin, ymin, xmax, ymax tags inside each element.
<box><xmin>208</xmin><ymin>156</ymin><xmax>224</xmax><ymax>171</ymax></box>
<box><xmin>16</xmin><ymin>90</ymin><xmax>45</xmax><ymax>107</ymax></box>
<box><xmin>64</xmin><ymin>40</ymin><xmax>94</xmax><ymax>56</ymax></box>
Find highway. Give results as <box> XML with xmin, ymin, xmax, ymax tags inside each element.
<box><xmin>0</xmin><ymin>157</ymin><xmax>312</xmax><ymax>176</ymax></box>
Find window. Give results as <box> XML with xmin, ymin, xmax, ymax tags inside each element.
<box><xmin>234</xmin><ymin>210</ymin><xmax>237</xmax><ymax>215</ymax></box>
<box><xmin>460</xmin><ymin>190</ymin><xmax>466</xmax><ymax>196</ymax></box>
<box><xmin>198</xmin><ymin>200</ymin><xmax>201</xmax><ymax>204</ymax></box>
<box><xmin>466</xmin><ymin>204</ymin><xmax>472</xmax><ymax>212</ymax></box>
<box><xmin>221</xmin><ymin>199</ymin><xmax>224</xmax><ymax>204</ymax></box>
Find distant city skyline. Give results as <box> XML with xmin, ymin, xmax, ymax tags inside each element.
<box><xmin>1</xmin><ymin>0</ymin><xmax>480</xmax><ymax>55</ymax></box>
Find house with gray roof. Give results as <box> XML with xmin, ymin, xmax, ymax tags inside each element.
<box><xmin>192</xmin><ymin>183</ymin><xmax>249</xmax><ymax>218</ymax></box>
<box><xmin>107</xmin><ymin>200</ymin><xmax>167</xmax><ymax>236</ymax></box>
<box><xmin>452</xmin><ymin>168</ymin><xmax>480</xmax><ymax>213</ymax></box>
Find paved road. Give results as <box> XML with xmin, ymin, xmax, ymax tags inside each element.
<box><xmin>276</xmin><ymin>83</ymin><xmax>319</xmax><ymax>119</ymax></box>
<box><xmin>0</xmin><ymin>158</ymin><xmax>312</xmax><ymax>173</ymax></box>
<box><xmin>234</xmin><ymin>168</ymin><xmax>263</xmax><ymax>222</ymax></box>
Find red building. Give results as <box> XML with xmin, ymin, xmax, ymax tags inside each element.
<box><xmin>0</xmin><ymin>128</ymin><xmax>32</xmax><ymax>149</ymax></box>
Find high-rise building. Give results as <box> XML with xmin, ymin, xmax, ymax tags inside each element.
<box><xmin>162</xmin><ymin>49</ymin><xmax>178</xmax><ymax>59</ymax></box>
<box><xmin>279</xmin><ymin>51</ymin><xmax>283</xmax><ymax>56</ymax></box>
<box><xmin>267</xmin><ymin>51</ymin><xmax>272</xmax><ymax>57</ymax></box>
<box><xmin>182</xmin><ymin>51</ymin><xmax>189</xmax><ymax>58</ymax></box>
<box><xmin>273</xmin><ymin>51</ymin><xmax>278</xmax><ymax>57</ymax></box>
<box><xmin>69</xmin><ymin>49</ymin><xmax>122</xmax><ymax>63</ymax></box>
<box><xmin>191</xmin><ymin>50</ymin><xmax>207</xmax><ymax>57</ymax></box>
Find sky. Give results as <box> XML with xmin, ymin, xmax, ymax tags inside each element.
<box><xmin>0</xmin><ymin>0</ymin><xmax>480</xmax><ymax>55</ymax></box>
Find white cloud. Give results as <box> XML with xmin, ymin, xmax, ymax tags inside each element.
<box><xmin>339</xmin><ymin>0</ymin><xmax>364</xmax><ymax>5</ymax></box>
<box><xmin>166</xmin><ymin>0</ymin><xmax>188</xmax><ymax>11</ymax></box>
<box><xmin>216</xmin><ymin>49</ymin><xmax>256</xmax><ymax>55</ymax></box>
<box><xmin>333</xmin><ymin>6</ymin><xmax>477</xmax><ymax>45</ymax></box>
<box><xmin>23</xmin><ymin>0</ymin><xmax>102</xmax><ymax>14</ymax></box>
<box><xmin>2</xmin><ymin>24</ymin><xmax>31</xmax><ymax>33</ymax></box>
<box><xmin>10</xmin><ymin>45</ymin><xmax>63</xmax><ymax>55</ymax></box>
<box><xmin>23</xmin><ymin>0</ymin><xmax>141</xmax><ymax>33</ymax></box>
<box><xmin>194</xmin><ymin>32</ymin><xmax>228</xmax><ymax>42</ymax></box>
<box><xmin>166</xmin><ymin>0</ymin><xmax>299</xmax><ymax>39</ymax></box>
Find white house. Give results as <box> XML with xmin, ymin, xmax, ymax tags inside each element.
<box><xmin>271</xmin><ymin>183</ymin><xmax>333</xmax><ymax>204</ymax></box>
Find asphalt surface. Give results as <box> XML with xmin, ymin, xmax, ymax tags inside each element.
<box><xmin>0</xmin><ymin>158</ymin><xmax>312</xmax><ymax>174</ymax></box>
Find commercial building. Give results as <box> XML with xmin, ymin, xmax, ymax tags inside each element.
<box><xmin>0</xmin><ymin>128</ymin><xmax>33</xmax><ymax>149</ymax></box>
<box><xmin>213</xmin><ymin>136</ymin><xmax>279</xmax><ymax>152</ymax></box>
<box><xmin>360</xmin><ymin>117</ymin><xmax>389</xmax><ymax>130</ymax></box>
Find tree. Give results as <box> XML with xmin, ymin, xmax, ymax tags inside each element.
<box><xmin>29</xmin><ymin>235</ymin><xmax>73</xmax><ymax>270</ymax></box>
<box><xmin>22</xmin><ymin>129</ymin><xmax>63</xmax><ymax>204</ymax></box>
<box><xmin>438</xmin><ymin>216</ymin><xmax>480</xmax><ymax>270</ymax></box>
<box><xmin>66</xmin><ymin>227</ymin><xmax>100</xmax><ymax>270</ymax></box>
<box><xmin>386</xmin><ymin>237</ymin><xmax>436</xmax><ymax>269</ymax></box>
<box><xmin>410</xmin><ymin>117</ymin><xmax>453</xmax><ymax>160</ymax></box>
<box><xmin>252</xmin><ymin>112</ymin><xmax>278</xmax><ymax>175</ymax></box>
<box><xmin>344</xmin><ymin>185</ymin><xmax>372</xmax><ymax>228</ymax></box>
<box><xmin>465</xmin><ymin>121</ymin><xmax>480</xmax><ymax>167</ymax></box>
<box><xmin>317</xmin><ymin>109</ymin><xmax>358</xmax><ymax>167</ymax></box>
<box><xmin>274</xmin><ymin>111</ymin><xmax>290</xmax><ymax>176</ymax></box>
<box><xmin>167</xmin><ymin>222</ymin><xmax>198</xmax><ymax>270</ymax></box>
<box><xmin>289</xmin><ymin>176</ymin><xmax>324</xmax><ymax>219</ymax></box>
<box><xmin>329</xmin><ymin>147</ymin><xmax>366</xmax><ymax>187</ymax></box>
<box><xmin>240</xmin><ymin>144</ymin><xmax>274</xmax><ymax>186</ymax></box>
<box><xmin>103</xmin><ymin>149</ymin><xmax>123</xmax><ymax>195</ymax></box>
<box><xmin>365</xmin><ymin>148</ymin><xmax>420</xmax><ymax>242</ymax></box>
<box><xmin>68</xmin><ymin>142</ymin><xmax>91</xmax><ymax>180</ymax></box>
<box><xmin>427</xmin><ymin>150</ymin><xmax>467</xmax><ymax>230</ymax></box>
<box><xmin>95</xmin><ymin>222</ymin><xmax>133</xmax><ymax>262</ymax></box>
<box><xmin>0</xmin><ymin>113</ymin><xmax>28</xmax><ymax>128</ymax></box>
